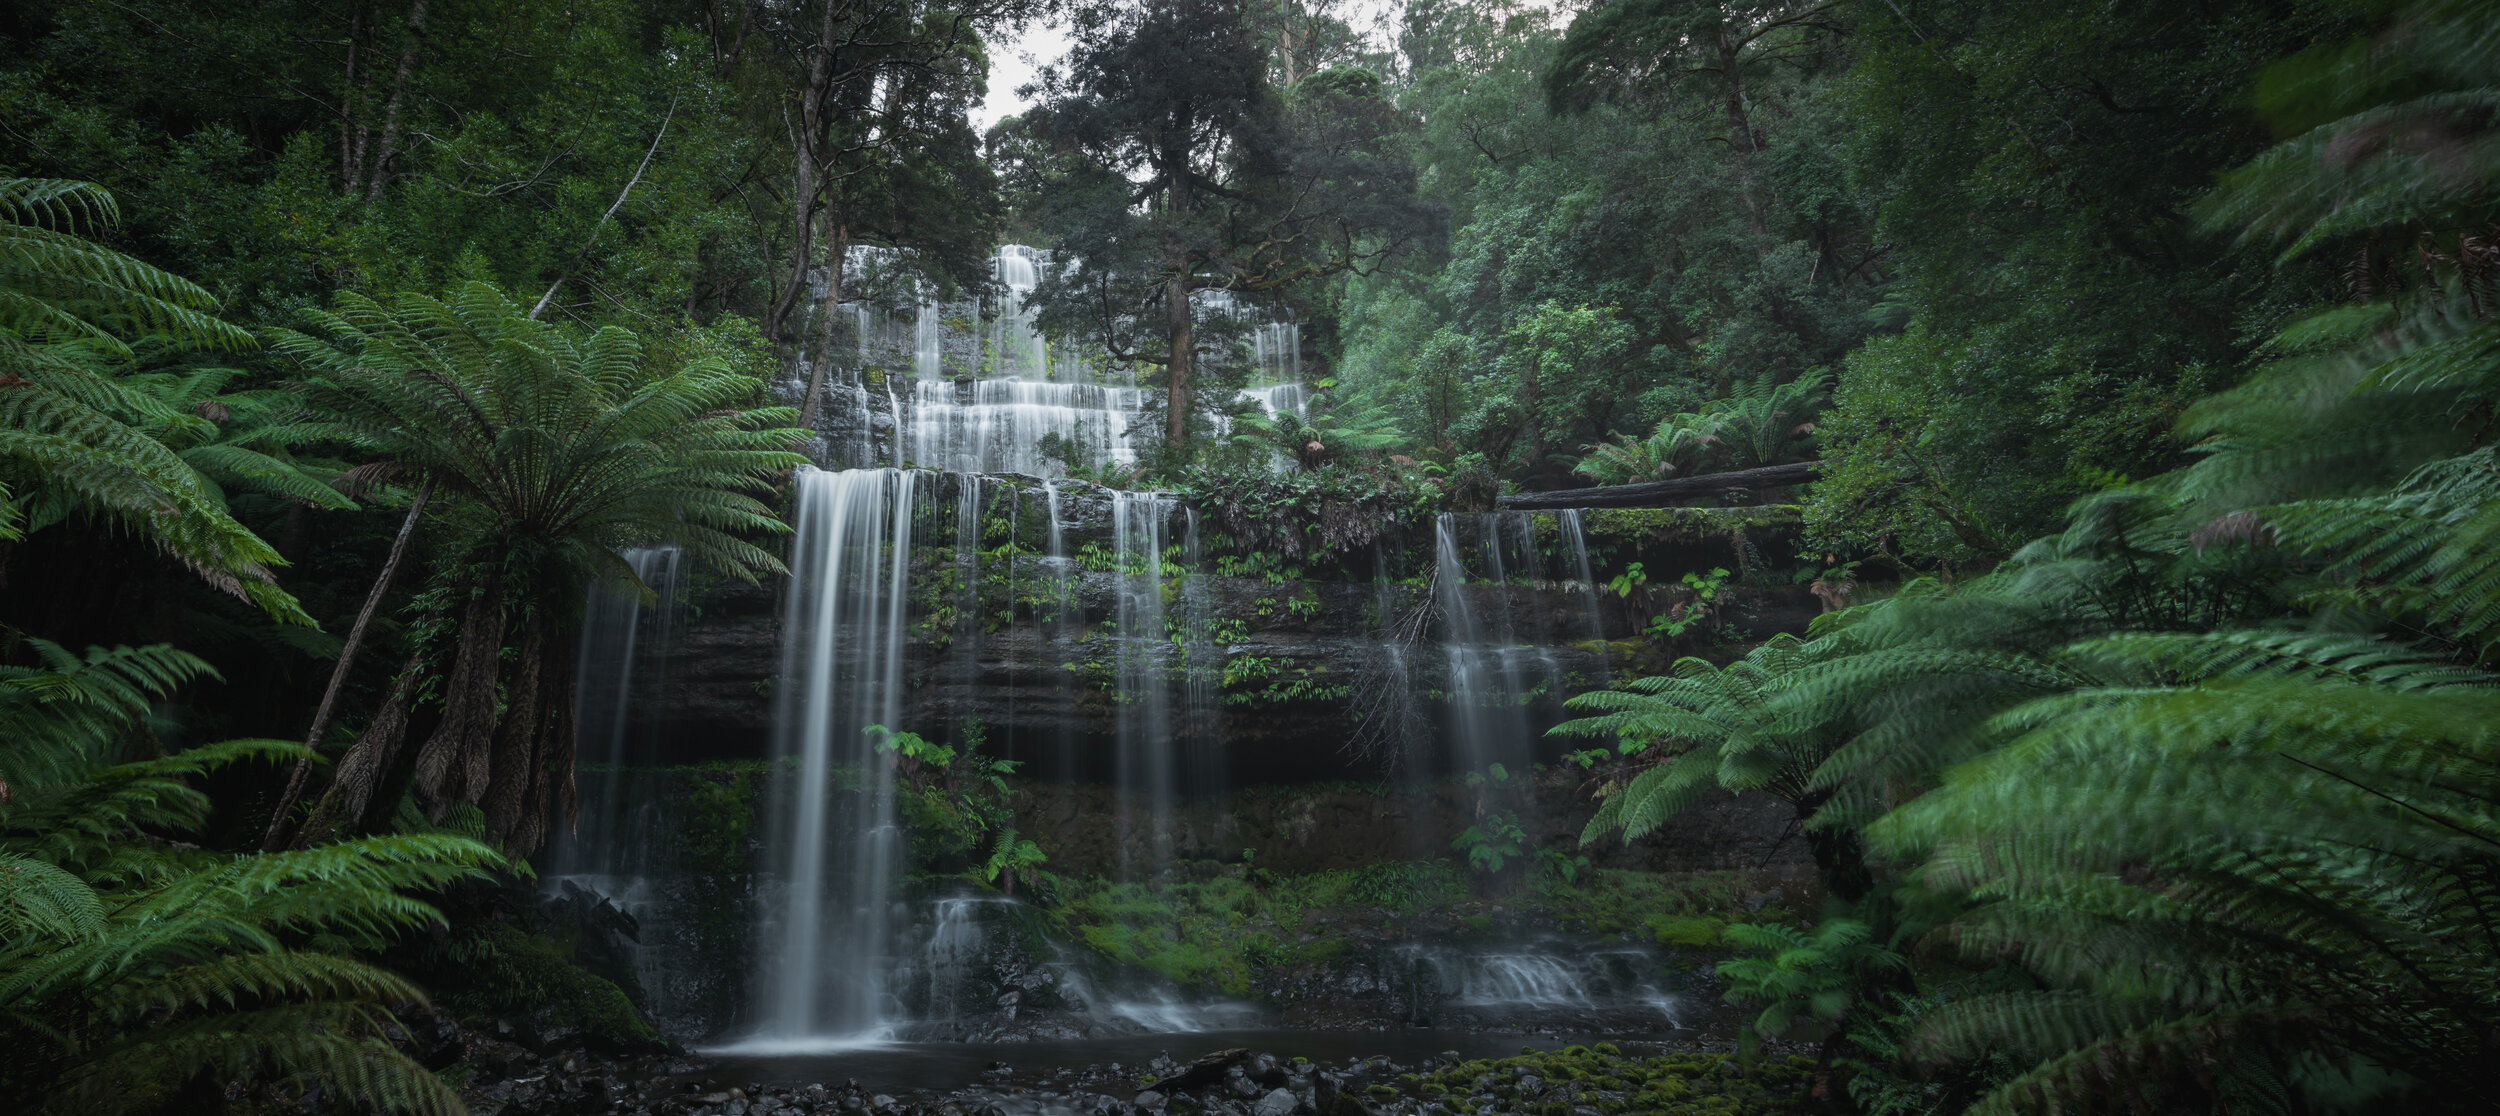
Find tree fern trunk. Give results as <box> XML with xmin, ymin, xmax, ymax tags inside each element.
<box><xmin>411</xmin><ymin>586</ymin><xmax>505</xmax><ymax>813</ymax></box>
<box><xmin>482</xmin><ymin>609</ymin><xmax>545</xmax><ymax>851</ymax></box>
<box><xmin>291</xmin><ymin>653</ymin><xmax>422</xmax><ymax>847</ymax></box>
<box><xmin>519</xmin><ymin>630</ymin><xmax>578</xmax><ymax>857</ymax></box>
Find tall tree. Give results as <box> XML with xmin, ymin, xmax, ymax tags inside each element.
<box><xmin>1018</xmin><ymin>0</ymin><xmax>1435</xmax><ymax>451</ymax></box>
<box><xmin>1547</xmin><ymin>0</ymin><xmax>1848</xmax><ymax>234</ymax></box>
<box><xmin>754</xmin><ymin>0</ymin><xmax>1028</xmax><ymax>357</ymax></box>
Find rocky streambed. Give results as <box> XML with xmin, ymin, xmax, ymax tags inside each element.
<box><xmin>456</xmin><ymin>1034</ymin><xmax>1817</xmax><ymax>1116</ymax></box>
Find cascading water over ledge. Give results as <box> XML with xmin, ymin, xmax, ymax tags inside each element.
<box><xmin>548</xmin><ymin>242</ymin><xmax>1741</xmax><ymax>1056</ymax></box>
<box><xmin>727</xmin><ymin>466</ymin><xmax>920</xmax><ymax>1051</ymax></box>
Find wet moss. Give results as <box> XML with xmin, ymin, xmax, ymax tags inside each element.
<box><xmin>1579</xmin><ymin>505</ymin><xmax>1799</xmax><ymax>544</ymax></box>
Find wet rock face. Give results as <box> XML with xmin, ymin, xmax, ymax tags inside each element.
<box><xmin>1012</xmin><ymin>778</ymin><xmax>1803</xmax><ymax>880</ymax></box>
<box><xmin>635</xmin><ymin>578</ymin><xmax>781</xmax><ymax>764</ymax></box>
<box><xmin>632</xmin><ymin>567</ymin><xmax>1800</xmax><ymax>778</ymax></box>
<box><xmin>616</xmin><ymin>470</ymin><xmax>1822</xmax><ymax>786</ymax></box>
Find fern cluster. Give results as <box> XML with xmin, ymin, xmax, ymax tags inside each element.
<box><xmin>0</xmin><ymin>179</ymin><xmax>319</xmax><ymax>624</ymax></box>
<box><xmin>1561</xmin><ymin>4</ymin><xmax>2500</xmax><ymax>1107</ymax></box>
<box><xmin>1575</xmin><ymin>369</ymin><xmax>1826</xmax><ymax>484</ymax></box>
<box><xmin>1</xmin><ymin>639</ymin><xmax>501</xmax><ymax>1113</ymax></box>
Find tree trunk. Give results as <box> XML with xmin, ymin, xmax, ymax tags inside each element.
<box><xmin>1717</xmin><ymin>34</ymin><xmax>1768</xmax><ymax>235</ymax></box>
<box><xmin>1164</xmin><ymin>263</ymin><xmax>1193</xmax><ymax>448</ymax></box>
<box><xmin>263</xmin><ymin>480</ymin><xmax>432</xmax><ymax>849</ymax></box>
<box><xmin>290</xmin><ymin>653</ymin><xmax>422</xmax><ymax>847</ymax></box>
<box><xmin>338</xmin><ymin>0</ymin><xmax>368</xmax><ymax>193</ymax></box>
<box><xmin>798</xmin><ymin>220</ymin><xmax>848</xmax><ymax>430</ymax></box>
<box><xmin>765</xmin><ymin>0</ymin><xmax>843</xmax><ymax>341</ymax></box>
<box><xmin>364</xmin><ymin>0</ymin><xmax>430</xmax><ymax>201</ymax></box>
<box><xmin>1806</xmin><ymin>823</ymin><xmax>1873</xmax><ymax>904</ymax></box>
<box><xmin>410</xmin><ymin>587</ymin><xmax>506</xmax><ymax>812</ymax></box>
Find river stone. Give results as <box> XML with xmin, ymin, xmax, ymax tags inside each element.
<box><xmin>1133</xmin><ymin>1091</ymin><xmax>1167</xmax><ymax>1110</ymax></box>
<box><xmin>1252</xmin><ymin>1089</ymin><xmax>1296</xmax><ymax>1116</ymax></box>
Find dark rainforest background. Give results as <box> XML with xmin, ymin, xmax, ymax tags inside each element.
<box><xmin>2</xmin><ymin>0</ymin><xmax>2497</xmax><ymax>1113</ymax></box>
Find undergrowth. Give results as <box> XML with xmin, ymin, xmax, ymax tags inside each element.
<box><xmin>1048</xmin><ymin>861</ymin><xmax>1772</xmax><ymax>997</ymax></box>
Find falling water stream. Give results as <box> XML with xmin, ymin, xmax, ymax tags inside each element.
<box><xmin>569</xmin><ymin>246</ymin><xmax>1653</xmax><ymax>1053</ymax></box>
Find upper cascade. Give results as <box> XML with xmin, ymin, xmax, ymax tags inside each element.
<box><xmin>805</xmin><ymin>245</ymin><xmax>1306</xmax><ymax>476</ymax></box>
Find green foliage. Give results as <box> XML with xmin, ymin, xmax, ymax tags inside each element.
<box><xmin>0</xmin><ymin>638</ymin><xmax>501</xmax><ymax>1114</ymax></box>
<box><xmin>1559</xmin><ymin>634</ymin><xmax>1849</xmax><ymax>843</ymax></box>
<box><xmin>1451</xmin><ymin>811</ymin><xmax>1529</xmax><ymax>874</ymax></box>
<box><xmin>1176</xmin><ymin>456</ymin><xmax>1442</xmax><ymax>564</ymax></box>
<box><xmin>869</xmin><ymin>722</ymin><xmax>1027</xmax><ymax>880</ymax></box>
<box><xmin>1799</xmin><ymin>0</ymin><xmax>2346</xmax><ymax>566</ymax></box>
<box><xmin>278</xmin><ymin>281</ymin><xmax>806</xmax><ymax>854</ymax></box>
<box><xmin>1226</xmin><ymin>391</ymin><xmax>1409</xmax><ymax>471</ymax></box>
<box><xmin>0</xmin><ymin>178</ymin><xmax>313</xmax><ymax>624</ymax></box>
<box><xmin>1336</xmin><ymin>2</ymin><xmax>1872</xmax><ymax>485</ymax></box>
<box><xmin>1716</xmin><ymin>918</ymin><xmax>1903</xmax><ymax>1056</ymax></box>
<box><xmin>1643</xmin><ymin>566</ymin><xmax>1728</xmax><ymax>640</ymax></box>
<box><xmin>1578</xmin><ymin>371</ymin><xmax>1829</xmax><ymax>484</ymax></box>
<box><xmin>1559</xmin><ymin>9</ymin><xmax>2500</xmax><ymax>1103</ymax></box>
<box><xmin>276</xmin><ymin>282</ymin><xmax>804</xmax><ymax>588</ymax></box>
<box><xmin>979</xmin><ymin>827</ymin><xmax>1049</xmax><ymax>895</ymax></box>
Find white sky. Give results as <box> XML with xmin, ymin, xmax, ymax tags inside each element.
<box><xmin>973</xmin><ymin>18</ymin><xmax>1066</xmax><ymax>133</ymax></box>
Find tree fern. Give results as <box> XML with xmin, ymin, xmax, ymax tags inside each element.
<box><xmin>0</xmin><ymin>178</ymin><xmax>309</xmax><ymax>623</ymax></box>
<box><xmin>271</xmin><ymin>282</ymin><xmax>807</xmax><ymax>853</ymax></box>
<box><xmin>0</xmin><ymin>638</ymin><xmax>502</xmax><ymax>1114</ymax></box>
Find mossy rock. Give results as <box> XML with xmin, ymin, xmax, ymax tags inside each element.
<box><xmin>416</xmin><ymin>921</ymin><xmax>661</xmax><ymax>1051</ymax></box>
<box><xmin>1417</xmin><ymin>1048</ymin><xmax>1813</xmax><ymax>1116</ymax></box>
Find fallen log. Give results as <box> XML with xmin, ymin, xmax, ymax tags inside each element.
<box><xmin>1496</xmin><ymin>460</ymin><xmax>1821</xmax><ymax>509</ymax></box>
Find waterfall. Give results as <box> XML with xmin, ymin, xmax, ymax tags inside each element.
<box><xmin>1110</xmin><ymin>491</ymin><xmax>1176</xmax><ymax>871</ymax></box>
<box><xmin>897</xmin><ymin>379</ymin><xmax>1145</xmax><ymax>474</ymax></box>
<box><xmin>1558</xmin><ymin>509</ymin><xmax>1609</xmax><ymax>679</ymax></box>
<box><xmin>586</xmin><ymin>243</ymin><xmax>1349</xmax><ymax>1047</ymax></box>
<box><xmin>990</xmin><ymin>245</ymin><xmax>1050</xmax><ymax>381</ymax></box>
<box><xmin>1432</xmin><ymin>513</ymin><xmax>1539</xmax><ymax>778</ymax></box>
<box><xmin>912</xmin><ymin>297</ymin><xmax>944</xmax><ymax>381</ymax></box>
<box><xmin>1400</xmin><ymin>941</ymin><xmax>1684</xmax><ymax>1024</ymax></box>
<box><xmin>749</xmin><ymin>466</ymin><xmax>919</xmax><ymax>1047</ymax></box>
<box><xmin>1247</xmin><ymin>321</ymin><xmax>1303</xmax><ymax>419</ymax></box>
<box><xmin>560</xmin><ymin>547</ymin><xmax>683</xmax><ymax>866</ymax></box>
